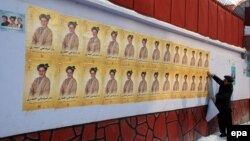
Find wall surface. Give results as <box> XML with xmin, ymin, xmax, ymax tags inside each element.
<box><xmin>110</xmin><ymin>0</ymin><xmax>245</xmax><ymax>47</ymax></box>
<box><xmin>0</xmin><ymin>0</ymin><xmax>249</xmax><ymax>138</ymax></box>
<box><xmin>0</xmin><ymin>99</ymin><xmax>249</xmax><ymax>141</ymax></box>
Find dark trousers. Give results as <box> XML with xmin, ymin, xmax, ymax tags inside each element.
<box><xmin>217</xmin><ymin>109</ymin><xmax>232</xmax><ymax>134</ymax></box>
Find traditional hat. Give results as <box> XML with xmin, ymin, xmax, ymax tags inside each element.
<box><xmin>127</xmin><ymin>35</ymin><xmax>133</xmax><ymax>39</ymax></box>
<box><xmin>127</xmin><ymin>70</ymin><xmax>133</xmax><ymax>75</ymax></box>
<box><xmin>111</xmin><ymin>31</ymin><xmax>118</xmax><ymax>36</ymax></box>
<box><xmin>37</xmin><ymin>63</ymin><xmax>49</xmax><ymax>71</ymax></box>
<box><xmin>224</xmin><ymin>75</ymin><xmax>234</xmax><ymax>83</ymax></box>
<box><xmin>39</xmin><ymin>14</ymin><xmax>51</xmax><ymax>21</ymax></box>
<box><xmin>91</xmin><ymin>26</ymin><xmax>99</xmax><ymax>32</ymax></box>
<box><xmin>90</xmin><ymin>67</ymin><xmax>98</xmax><ymax>73</ymax></box>
<box><xmin>142</xmin><ymin>38</ymin><xmax>147</xmax><ymax>42</ymax></box>
<box><xmin>110</xmin><ymin>69</ymin><xmax>117</xmax><ymax>74</ymax></box>
<box><xmin>66</xmin><ymin>66</ymin><xmax>76</xmax><ymax>72</ymax></box>
<box><xmin>155</xmin><ymin>41</ymin><xmax>159</xmax><ymax>45</ymax></box>
<box><xmin>68</xmin><ymin>21</ymin><xmax>77</xmax><ymax>28</ymax></box>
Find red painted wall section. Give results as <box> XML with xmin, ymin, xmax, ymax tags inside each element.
<box><xmin>109</xmin><ymin>0</ymin><xmax>245</xmax><ymax>47</ymax></box>
<box><xmin>134</xmin><ymin>0</ymin><xmax>154</xmax><ymax>17</ymax></box>
<box><xmin>171</xmin><ymin>0</ymin><xmax>186</xmax><ymax>28</ymax></box>
<box><xmin>0</xmin><ymin>99</ymin><xmax>249</xmax><ymax>141</ymax></box>
<box><xmin>198</xmin><ymin>0</ymin><xmax>209</xmax><ymax>36</ymax></box>
<box><xmin>185</xmin><ymin>0</ymin><xmax>198</xmax><ymax>32</ymax></box>
<box><xmin>232</xmin><ymin>15</ymin><xmax>239</xmax><ymax>46</ymax></box>
<box><xmin>109</xmin><ymin>0</ymin><xmax>134</xmax><ymax>9</ymax></box>
<box><xmin>238</xmin><ymin>19</ymin><xmax>244</xmax><ymax>47</ymax></box>
<box><xmin>225</xmin><ymin>11</ymin><xmax>233</xmax><ymax>45</ymax></box>
<box><xmin>218</xmin><ymin>6</ymin><xmax>226</xmax><ymax>43</ymax></box>
<box><xmin>208</xmin><ymin>0</ymin><xmax>218</xmax><ymax>40</ymax></box>
<box><xmin>154</xmin><ymin>0</ymin><xmax>171</xmax><ymax>23</ymax></box>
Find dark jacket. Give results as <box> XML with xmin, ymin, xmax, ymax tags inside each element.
<box><xmin>212</xmin><ymin>75</ymin><xmax>233</xmax><ymax>110</ymax></box>
<box><xmin>1</xmin><ymin>21</ymin><xmax>10</xmax><ymax>26</ymax></box>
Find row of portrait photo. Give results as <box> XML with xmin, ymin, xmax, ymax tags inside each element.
<box><xmin>23</xmin><ymin>60</ymin><xmax>209</xmax><ymax>110</ymax></box>
<box><xmin>0</xmin><ymin>9</ymin><xmax>25</xmax><ymax>32</ymax></box>
<box><xmin>25</xmin><ymin>6</ymin><xmax>210</xmax><ymax>69</ymax></box>
<box><xmin>1</xmin><ymin>15</ymin><xmax>23</xmax><ymax>28</ymax></box>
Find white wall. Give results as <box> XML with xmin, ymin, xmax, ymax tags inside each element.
<box><xmin>245</xmin><ymin>26</ymin><xmax>250</xmax><ymax>35</ymax></box>
<box><xmin>0</xmin><ymin>0</ymin><xmax>249</xmax><ymax>138</ymax></box>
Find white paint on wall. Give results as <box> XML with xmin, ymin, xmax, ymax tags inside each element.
<box><xmin>0</xmin><ymin>0</ymin><xmax>249</xmax><ymax>138</ymax></box>
<box><xmin>245</xmin><ymin>26</ymin><xmax>250</xmax><ymax>35</ymax></box>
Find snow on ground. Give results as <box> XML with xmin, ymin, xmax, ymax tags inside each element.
<box><xmin>197</xmin><ymin>121</ymin><xmax>250</xmax><ymax>141</ymax></box>
<box><xmin>197</xmin><ymin>132</ymin><xmax>226</xmax><ymax>141</ymax></box>
<box><xmin>242</xmin><ymin>121</ymin><xmax>250</xmax><ymax>125</ymax></box>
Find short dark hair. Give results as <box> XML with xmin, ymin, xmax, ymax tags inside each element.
<box><xmin>2</xmin><ymin>15</ymin><xmax>8</xmax><ymax>19</ymax></box>
<box><xmin>68</xmin><ymin>21</ymin><xmax>77</xmax><ymax>28</ymax></box>
<box><xmin>10</xmin><ymin>16</ymin><xmax>16</xmax><ymax>20</ymax></box>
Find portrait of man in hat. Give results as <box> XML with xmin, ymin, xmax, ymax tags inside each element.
<box><xmin>198</xmin><ymin>76</ymin><xmax>203</xmax><ymax>91</ymax></box>
<box><xmin>124</xmin><ymin>35</ymin><xmax>134</xmax><ymax>58</ymax></box>
<box><xmin>105</xmin><ymin>69</ymin><xmax>118</xmax><ymax>95</ymax></box>
<box><xmin>32</xmin><ymin>14</ymin><xmax>53</xmax><ymax>47</ymax></box>
<box><xmin>173</xmin><ymin>46</ymin><xmax>180</xmax><ymax>64</ymax></box>
<box><xmin>85</xmin><ymin>67</ymin><xmax>99</xmax><ymax>95</ymax></box>
<box><xmin>207</xmin><ymin>72</ymin><xmax>234</xmax><ymax>137</ymax></box>
<box><xmin>123</xmin><ymin>70</ymin><xmax>133</xmax><ymax>94</ymax></box>
<box><xmin>198</xmin><ymin>52</ymin><xmax>203</xmax><ymax>67</ymax></box>
<box><xmin>204</xmin><ymin>53</ymin><xmax>209</xmax><ymax>68</ymax></box>
<box><xmin>87</xmin><ymin>26</ymin><xmax>101</xmax><ymax>54</ymax></box>
<box><xmin>138</xmin><ymin>72</ymin><xmax>147</xmax><ymax>94</ymax></box>
<box><xmin>164</xmin><ymin>43</ymin><xmax>171</xmax><ymax>62</ymax></box>
<box><xmin>29</xmin><ymin>64</ymin><xmax>50</xmax><ymax>97</ymax></box>
<box><xmin>173</xmin><ymin>73</ymin><xmax>179</xmax><ymax>91</ymax></box>
<box><xmin>190</xmin><ymin>51</ymin><xmax>196</xmax><ymax>66</ymax></box>
<box><xmin>151</xmin><ymin>72</ymin><xmax>159</xmax><ymax>93</ymax></box>
<box><xmin>139</xmin><ymin>38</ymin><xmax>148</xmax><ymax>59</ymax></box>
<box><xmin>190</xmin><ymin>75</ymin><xmax>196</xmax><ymax>91</ymax></box>
<box><xmin>182</xmin><ymin>75</ymin><xmax>188</xmax><ymax>91</ymax></box>
<box><xmin>182</xmin><ymin>48</ymin><xmax>188</xmax><ymax>65</ymax></box>
<box><xmin>163</xmin><ymin>73</ymin><xmax>170</xmax><ymax>92</ymax></box>
<box><xmin>152</xmin><ymin>41</ymin><xmax>160</xmax><ymax>61</ymax></box>
<box><xmin>62</xmin><ymin>21</ymin><xmax>79</xmax><ymax>52</ymax></box>
<box><xmin>60</xmin><ymin>66</ymin><xmax>77</xmax><ymax>96</ymax></box>
<box><xmin>107</xmin><ymin>31</ymin><xmax>119</xmax><ymax>56</ymax></box>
